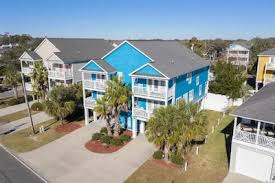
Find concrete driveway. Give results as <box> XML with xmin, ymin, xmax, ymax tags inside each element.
<box><xmin>20</xmin><ymin>120</ymin><xmax>155</xmax><ymax>183</ymax></box>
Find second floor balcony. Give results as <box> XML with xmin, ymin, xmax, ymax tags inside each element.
<box><xmin>84</xmin><ymin>97</ymin><xmax>96</xmax><ymax>109</ymax></box>
<box><xmin>83</xmin><ymin>80</ymin><xmax>107</xmax><ymax>91</ymax></box>
<box><xmin>48</xmin><ymin>69</ymin><xmax>73</xmax><ymax>80</ymax></box>
<box><xmin>21</xmin><ymin>67</ymin><xmax>33</xmax><ymax>75</ymax></box>
<box><xmin>266</xmin><ymin>63</ymin><xmax>275</xmax><ymax>70</ymax></box>
<box><xmin>133</xmin><ymin>85</ymin><xmax>173</xmax><ymax>99</ymax></box>
<box><xmin>24</xmin><ymin>82</ymin><xmax>33</xmax><ymax>91</ymax></box>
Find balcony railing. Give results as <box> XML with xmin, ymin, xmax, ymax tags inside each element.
<box><xmin>234</xmin><ymin>129</ymin><xmax>275</xmax><ymax>149</ymax></box>
<box><xmin>21</xmin><ymin>67</ymin><xmax>33</xmax><ymax>75</ymax></box>
<box><xmin>84</xmin><ymin>97</ymin><xmax>96</xmax><ymax>109</ymax></box>
<box><xmin>83</xmin><ymin>80</ymin><xmax>106</xmax><ymax>91</ymax></box>
<box><xmin>48</xmin><ymin>70</ymin><xmax>73</xmax><ymax>80</ymax></box>
<box><xmin>266</xmin><ymin>63</ymin><xmax>275</xmax><ymax>70</ymax></box>
<box><xmin>24</xmin><ymin>82</ymin><xmax>33</xmax><ymax>91</ymax></box>
<box><xmin>133</xmin><ymin>86</ymin><xmax>173</xmax><ymax>99</ymax></box>
<box><xmin>133</xmin><ymin>108</ymin><xmax>153</xmax><ymax>120</ymax></box>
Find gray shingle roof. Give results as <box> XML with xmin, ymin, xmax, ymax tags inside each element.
<box><xmin>26</xmin><ymin>51</ymin><xmax>42</xmax><ymax>60</ymax></box>
<box><xmin>47</xmin><ymin>38</ymin><xmax>114</xmax><ymax>64</ymax></box>
<box><xmin>259</xmin><ymin>47</ymin><xmax>275</xmax><ymax>56</ymax></box>
<box><xmin>94</xmin><ymin>59</ymin><xmax>116</xmax><ymax>73</ymax></box>
<box><xmin>129</xmin><ymin>40</ymin><xmax>210</xmax><ymax>78</ymax></box>
<box><xmin>232</xmin><ymin>82</ymin><xmax>275</xmax><ymax>123</ymax></box>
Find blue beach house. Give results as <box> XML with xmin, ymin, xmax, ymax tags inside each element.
<box><xmin>80</xmin><ymin>40</ymin><xmax>210</xmax><ymax>138</ymax></box>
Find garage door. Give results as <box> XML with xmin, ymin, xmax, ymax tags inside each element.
<box><xmin>236</xmin><ymin>148</ymin><xmax>273</xmax><ymax>181</ymax></box>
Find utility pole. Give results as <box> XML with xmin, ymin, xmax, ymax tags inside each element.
<box><xmin>21</xmin><ymin>73</ymin><xmax>35</xmax><ymax>134</ymax></box>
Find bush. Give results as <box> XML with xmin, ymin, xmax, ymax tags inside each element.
<box><xmin>110</xmin><ymin>138</ymin><xmax>123</xmax><ymax>146</ymax></box>
<box><xmin>119</xmin><ymin>134</ymin><xmax>131</xmax><ymax>143</ymax></box>
<box><xmin>100</xmin><ymin>127</ymin><xmax>108</xmax><ymax>135</ymax></box>
<box><xmin>7</xmin><ymin>96</ymin><xmax>33</xmax><ymax>106</ymax></box>
<box><xmin>170</xmin><ymin>154</ymin><xmax>184</xmax><ymax>165</ymax></box>
<box><xmin>100</xmin><ymin>135</ymin><xmax>112</xmax><ymax>145</ymax></box>
<box><xmin>153</xmin><ymin>150</ymin><xmax>164</xmax><ymax>160</ymax></box>
<box><xmin>91</xmin><ymin>133</ymin><xmax>102</xmax><ymax>141</ymax></box>
<box><xmin>31</xmin><ymin>102</ymin><xmax>44</xmax><ymax>111</ymax></box>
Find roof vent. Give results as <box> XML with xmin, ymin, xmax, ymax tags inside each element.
<box><xmin>171</xmin><ymin>60</ymin><xmax>175</xmax><ymax>64</ymax></box>
<box><xmin>77</xmin><ymin>50</ymin><xmax>81</xmax><ymax>54</ymax></box>
<box><xmin>112</xmin><ymin>43</ymin><xmax>118</xmax><ymax>47</ymax></box>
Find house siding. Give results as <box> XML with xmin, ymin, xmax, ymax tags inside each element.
<box><xmin>72</xmin><ymin>62</ymin><xmax>86</xmax><ymax>83</ymax></box>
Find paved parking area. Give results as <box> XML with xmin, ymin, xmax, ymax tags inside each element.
<box><xmin>20</xmin><ymin>121</ymin><xmax>155</xmax><ymax>183</ymax></box>
<box><xmin>223</xmin><ymin>173</ymin><xmax>263</xmax><ymax>183</ymax></box>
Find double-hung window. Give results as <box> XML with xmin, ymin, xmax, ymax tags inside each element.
<box><xmin>186</xmin><ymin>73</ymin><xmax>192</xmax><ymax>84</ymax></box>
<box><xmin>196</xmin><ymin>75</ymin><xmax>200</xmax><ymax>86</ymax></box>
<box><xmin>188</xmin><ymin>89</ymin><xmax>194</xmax><ymax>102</ymax></box>
<box><xmin>199</xmin><ymin>84</ymin><xmax>202</xmax><ymax>96</ymax></box>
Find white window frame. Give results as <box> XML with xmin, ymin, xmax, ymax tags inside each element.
<box><xmin>186</xmin><ymin>72</ymin><xmax>192</xmax><ymax>84</ymax></box>
<box><xmin>270</xmin><ymin>57</ymin><xmax>275</xmax><ymax>64</ymax></box>
<box><xmin>199</xmin><ymin>84</ymin><xmax>202</xmax><ymax>96</ymax></box>
<box><xmin>188</xmin><ymin>89</ymin><xmax>194</xmax><ymax>102</ymax></box>
<box><xmin>196</xmin><ymin>75</ymin><xmax>200</xmax><ymax>86</ymax></box>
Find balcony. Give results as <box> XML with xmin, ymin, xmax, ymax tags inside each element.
<box><xmin>83</xmin><ymin>80</ymin><xmax>107</xmax><ymax>91</ymax></box>
<box><xmin>133</xmin><ymin>108</ymin><xmax>153</xmax><ymax>120</ymax></box>
<box><xmin>48</xmin><ymin>70</ymin><xmax>73</xmax><ymax>80</ymax></box>
<box><xmin>234</xmin><ymin>123</ymin><xmax>275</xmax><ymax>149</ymax></box>
<box><xmin>24</xmin><ymin>82</ymin><xmax>33</xmax><ymax>91</ymax></box>
<box><xmin>133</xmin><ymin>86</ymin><xmax>173</xmax><ymax>99</ymax></box>
<box><xmin>21</xmin><ymin>67</ymin><xmax>33</xmax><ymax>75</ymax></box>
<box><xmin>84</xmin><ymin>97</ymin><xmax>96</xmax><ymax>109</ymax></box>
<box><xmin>266</xmin><ymin>63</ymin><xmax>275</xmax><ymax>70</ymax></box>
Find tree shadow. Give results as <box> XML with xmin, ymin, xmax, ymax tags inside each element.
<box><xmin>220</xmin><ymin>119</ymin><xmax>234</xmax><ymax>166</ymax></box>
<box><xmin>65</xmin><ymin>108</ymin><xmax>84</xmax><ymax>122</ymax></box>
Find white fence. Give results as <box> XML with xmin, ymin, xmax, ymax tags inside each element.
<box><xmin>203</xmin><ymin>93</ymin><xmax>243</xmax><ymax>112</ymax></box>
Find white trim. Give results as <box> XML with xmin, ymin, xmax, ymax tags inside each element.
<box><xmin>232</xmin><ymin>139</ymin><xmax>275</xmax><ymax>153</ymax></box>
<box><xmin>102</xmin><ymin>40</ymin><xmax>153</xmax><ymax>61</ymax></box>
<box><xmin>34</xmin><ymin>38</ymin><xmax>60</xmax><ymax>53</ymax></box>
<box><xmin>46</xmin><ymin>52</ymin><xmax>63</xmax><ymax>63</ymax></box>
<box><xmin>230</xmin><ymin>114</ymin><xmax>275</xmax><ymax>125</ymax></box>
<box><xmin>176</xmin><ymin>96</ymin><xmax>182</xmax><ymax>104</ymax></box>
<box><xmin>129</xmin><ymin>62</ymin><xmax>169</xmax><ymax>79</ymax></box>
<box><xmin>0</xmin><ymin>144</ymin><xmax>48</xmax><ymax>182</ymax></box>
<box><xmin>78</xmin><ymin>59</ymin><xmax>107</xmax><ymax>73</ymax></box>
<box><xmin>133</xmin><ymin>94</ymin><xmax>167</xmax><ymax>102</ymax></box>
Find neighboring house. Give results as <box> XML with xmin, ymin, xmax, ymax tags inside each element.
<box><xmin>229</xmin><ymin>82</ymin><xmax>275</xmax><ymax>182</ymax></box>
<box><xmin>226</xmin><ymin>44</ymin><xmax>250</xmax><ymax>69</ymax></box>
<box><xmin>19</xmin><ymin>38</ymin><xmax>114</xmax><ymax>91</ymax></box>
<box><xmin>80</xmin><ymin>40</ymin><xmax>210</xmax><ymax>138</ymax></box>
<box><xmin>256</xmin><ymin>47</ymin><xmax>275</xmax><ymax>91</ymax></box>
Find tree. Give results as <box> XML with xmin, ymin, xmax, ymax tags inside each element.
<box><xmin>209</xmin><ymin>61</ymin><xmax>247</xmax><ymax>104</ymax></box>
<box><xmin>4</xmin><ymin>64</ymin><xmax>21</xmax><ymax>98</ymax></box>
<box><xmin>94</xmin><ymin>96</ymin><xmax>112</xmax><ymax>136</ymax></box>
<box><xmin>31</xmin><ymin>62</ymin><xmax>48</xmax><ymax>101</ymax></box>
<box><xmin>146</xmin><ymin>100</ymin><xmax>208</xmax><ymax>162</ymax></box>
<box><xmin>43</xmin><ymin>85</ymin><xmax>76</xmax><ymax>124</ymax></box>
<box><xmin>104</xmin><ymin>77</ymin><xmax>131</xmax><ymax>137</ymax></box>
<box><xmin>184</xmin><ymin>37</ymin><xmax>207</xmax><ymax>57</ymax></box>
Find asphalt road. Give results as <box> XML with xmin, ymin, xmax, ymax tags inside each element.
<box><xmin>0</xmin><ymin>146</ymin><xmax>46</xmax><ymax>183</ymax></box>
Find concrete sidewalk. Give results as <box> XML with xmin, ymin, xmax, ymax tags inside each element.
<box><xmin>223</xmin><ymin>173</ymin><xmax>262</xmax><ymax>183</ymax></box>
<box><xmin>0</xmin><ymin>101</ymin><xmax>36</xmax><ymax>117</ymax></box>
<box><xmin>20</xmin><ymin>121</ymin><xmax>155</xmax><ymax>183</ymax></box>
<box><xmin>0</xmin><ymin>112</ymin><xmax>53</xmax><ymax>135</ymax></box>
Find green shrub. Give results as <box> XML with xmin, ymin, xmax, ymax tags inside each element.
<box><xmin>110</xmin><ymin>138</ymin><xmax>123</xmax><ymax>146</ymax></box>
<box><xmin>119</xmin><ymin>134</ymin><xmax>131</xmax><ymax>143</ymax></box>
<box><xmin>91</xmin><ymin>133</ymin><xmax>102</xmax><ymax>141</ymax></box>
<box><xmin>31</xmin><ymin>102</ymin><xmax>44</xmax><ymax>111</ymax></box>
<box><xmin>100</xmin><ymin>127</ymin><xmax>108</xmax><ymax>135</ymax></box>
<box><xmin>7</xmin><ymin>96</ymin><xmax>33</xmax><ymax>106</ymax></box>
<box><xmin>153</xmin><ymin>150</ymin><xmax>164</xmax><ymax>160</ymax></box>
<box><xmin>170</xmin><ymin>154</ymin><xmax>184</xmax><ymax>165</ymax></box>
<box><xmin>100</xmin><ymin>135</ymin><xmax>112</xmax><ymax>144</ymax></box>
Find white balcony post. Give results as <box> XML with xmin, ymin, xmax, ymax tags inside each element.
<box><xmin>84</xmin><ymin>108</ymin><xmax>89</xmax><ymax>125</ymax></box>
<box><xmin>82</xmin><ymin>72</ymin><xmax>86</xmax><ymax>105</ymax></box>
<box><xmin>132</xmin><ymin>118</ymin><xmax>137</xmax><ymax>138</ymax></box>
<box><xmin>233</xmin><ymin>117</ymin><xmax>237</xmax><ymax>139</ymax></box>
<box><xmin>140</xmin><ymin>121</ymin><xmax>145</xmax><ymax>134</ymax></box>
<box><xmin>93</xmin><ymin>111</ymin><xmax>97</xmax><ymax>121</ymax></box>
<box><xmin>165</xmin><ymin>80</ymin><xmax>168</xmax><ymax>106</ymax></box>
<box><xmin>255</xmin><ymin>121</ymin><xmax>261</xmax><ymax>144</ymax></box>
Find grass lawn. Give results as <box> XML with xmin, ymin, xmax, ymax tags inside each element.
<box><xmin>0</xmin><ymin>109</ymin><xmax>40</xmax><ymax>125</ymax></box>
<box><xmin>0</xmin><ymin>119</ymin><xmax>84</xmax><ymax>153</ymax></box>
<box><xmin>125</xmin><ymin>110</ymin><xmax>234</xmax><ymax>183</ymax></box>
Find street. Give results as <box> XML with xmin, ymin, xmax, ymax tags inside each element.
<box><xmin>0</xmin><ymin>145</ymin><xmax>46</xmax><ymax>183</ymax></box>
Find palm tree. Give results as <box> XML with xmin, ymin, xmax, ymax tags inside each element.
<box><xmin>105</xmin><ymin>77</ymin><xmax>131</xmax><ymax>137</ymax></box>
<box><xmin>31</xmin><ymin>62</ymin><xmax>48</xmax><ymax>101</ymax></box>
<box><xmin>4</xmin><ymin>64</ymin><xmax>21</xmax><ymax>99</ymax></box>
<box><xmin>43</xmin><ymin>85</ymin><xmax>76</xmax><ymax>124</ymax></box>
<box><xmin>94</xmin><ymin>96</ymin><xmax>112</xmax><ymax>136</ymax></box>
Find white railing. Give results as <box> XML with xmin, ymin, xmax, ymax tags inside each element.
<box><xmin>234</xmin><ymin>129</ymin><xmax>275</xmax><ymax>149</ymax></box>
<box><xmin>21</xmin><ymin>67</ymin><xmax>33</xmax><ymax>75</ymax></box>
<box><xmin>84</xmin><ymin>97</ymin><xmax>96</xmax><ymax>109</ymax></box>
<box><xmin>83</xmin><ymin>80</ymin><xmax>106</xmax><ymax>91</ymax></box>
<box><xmin>266</xmin><ymin>63</ymin><xmax>275</xmax><ymax>70</ymax></box>
<box><xmin>133</xmin><ymin>108</ymin><xmax>153</xmax><ymax>120</ymax></box>
<box><xmin>48</xmin><ymin>70</ymin><xmax>73</xmax><ymax>80</ymax></box>
<box><xmin>24</xmin><ymin>82</ymin><xmax>33</xmax><ymax>91</ymax></box>
<box><xmin>133</xmin><ymin>86</ymin><xmax>166</xmax><ymax>99</ymax></box>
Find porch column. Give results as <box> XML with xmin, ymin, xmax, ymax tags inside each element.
<box><xmin>93</xmin><ymin>111</ymin><xmax>97</xmax><ymax>121</ymax></box>
<box><xmin>232</xmin><ymin>117</ymin><xmax>237</xmax><ymax>138</ymax></box>
<box><xmin>255</xmin><ymin>121</ymin><xmax>261</xmax><ymax>144</ymax></box>
<box><xmin>132</xmin><ymin>118</ymin><xmax>137</xmax><ymax>138</ymax></box>
<box><xmin>140</xmin><ymin>121</ymin><xmax>145</xmax><ymax>134</ymax></box>
<box><xmin>165</xmin><ymin>80</ymin><xmax>169</xmax><ymax>106</ymax></box>
<box><xmin>84</xmin><ymin>108</ymin><xmax>89</xmax><ymax>125</ymax></box>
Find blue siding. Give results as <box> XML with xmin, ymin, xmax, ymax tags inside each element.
<box><xmin>175</xmin><ymin>66</ymin><xmax>209</xmax><ymax>102</ymax></box>
<box><xmin>91</xmin><ymin>91</ymin><xmax>97</xmax><ymax>99</ymax></box>
<box><xmin>83</xmin><ymin>61</ymin><xmax>103</xmax><ymax>71</ymax></box>
<box><xmin>104</xmin><ymin>42</ymin><xmax>151</xmax><ymax>85</ymax></box>
<box><xmin>138</xmin><ymin>98</ymin><xmax>146</xmax><ymax>109</ymax></box>
<box><xmin>135</xmin><ymin>65</ymin><xmax>162</xmax><ymax>77</ymax></box>
<box><xmin>91</xmin><ymin>74</ymin><xmax>96</xmax><ymax>80</ymax></box>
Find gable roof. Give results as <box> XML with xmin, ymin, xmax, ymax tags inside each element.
<box><xmin>131</xmin><ymin>63</ymin><xmax>166</xmax><ymax>78</ymax></box>
<box><xmin>26</xmin><ymin>51</ymin><xmax>42</xmax><ymax>60</ymax></box>
<box><xmin>231</xmin><ymin>82</ymin><xmax>275</xmax><ymax>123</ymax></box>
<box><xmin>259</xmin><ymin>47</ymin><xmax>275</xmax><ymax>56</ymax></box>
<box><xmin>93</xmin><ymin>59</ymin><xmax>116</xmax><ymax>73</ymax></box>
<box><xmin>80</xmin><ymin>59</ymin><xmax>116</xmax><ymax>73</ymax></box>
<box><xmin>128</xmin><ymin>40</ymin><xmax>210</xmax><ymax>78</ymax></box>
<box><xmin>47</xmin><ymin>38</ymin><xmax>114</xmax><ymax>64</ymax></box>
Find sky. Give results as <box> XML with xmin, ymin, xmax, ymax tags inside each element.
<box><xmin>1</xmin><ymin>0</ymin><xmax>275</xmax><ymax>40</ymax></box>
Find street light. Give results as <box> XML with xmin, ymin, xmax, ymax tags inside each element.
<box><xmin>21</xmin><ymin>72</ymin><xmax>35</xmax><ymax>134</ymax></box>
